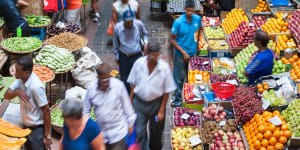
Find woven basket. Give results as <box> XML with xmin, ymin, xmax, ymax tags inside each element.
<box><xmin>44</xmin><ymin>34</ymin><xmax>87</xmax><ymax>52</ymax></box>
<box><xmin>50</xmin><ymin>101</ymin><xmax>64</xmax><ymax>135</ymax></box>
<box><xmin>33</xmin><ymin>65</ymin><xmax>55</xmax><ymax>83</ymax></box>
<box><xmin>0</xmin><ymin>38</ymin><xmax>42</xmax><ymax>54</ymax></box>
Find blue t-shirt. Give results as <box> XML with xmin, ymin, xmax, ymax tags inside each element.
<box><xmin>245</xmin><ymin>49</ymin><xmax>274</xmax><ymax>85</ymax></box>
<box><xmin>171</xmin><ymin>13</ymin><xmax>202</xmax><ymax>57</ymax></box>
<box><xmin>63</xmin><ymin>119</ymin><xmax>101</xmax><ymax>150</ymax></box>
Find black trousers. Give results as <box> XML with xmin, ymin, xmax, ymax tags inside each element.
<box><xmin>119</xmin><ymin>51</ymin><xmax>142</xmax><ymax>94</ymax></box>
<box><xmin>25</xmin><ymin>126</ymin><xmax>45</xmax><ymax>150</ymax></box>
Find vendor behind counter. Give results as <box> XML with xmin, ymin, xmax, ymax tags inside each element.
<box><xmin>0</xmin><ymin>0</ymin><xmax>30</xmax><ymax>36</ymax></box>
<box><xmin>202</xmin><ymin>0</ymin><xmax>235</xmax><ymax>17</ymax></box>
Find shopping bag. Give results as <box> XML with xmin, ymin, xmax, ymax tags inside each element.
<box><xmin>125</xmin><ymin>127</ymin><xmax>141</xmax><ymax>150</ymax></box>
<box><xmin>106</xmin><ymin>19</ymin><xmax>115</xmax><ymax>35</ymax></box>
<box><xmin>44</xmin><ymin>0</ymin><xmax>58</xmax><ymax>12</ymax></box>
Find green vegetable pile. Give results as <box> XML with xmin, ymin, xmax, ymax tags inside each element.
<box><xmin>82</xmin><ymin>0</ymin><xmax>89</xmax><ymax>5</ymax></box>
<box><xmin>25</xmin><ymin>15</ymin><xmax>51</xmax><ymax>26</ymax></box>
<box><xmin>1</xmin><ymin>37</ymin><xmax>42</xmax><ymax>52</ymax></box>
<box><xmin>213</xmin><ymin>66</ymin><xmax>230</xmax><ymax>75</ymax></box>
<box><xmin>34</xmin><ymin>45</ymin><xmax>75</xmax><ymax>72</ymax></box>
<box><xmin>0</xmin><ymin>77</ymin><xmax>19</xmax><ymax>104</ymax></box>
<box><xmin>281</xmin><ymin>99</ymin><xmax>300</xmax><ymax>137</ymax></box>
<box><xmin>51</xmin><ymin>108</ymin><xmax>96</xmax><ymax>126</ymax></box>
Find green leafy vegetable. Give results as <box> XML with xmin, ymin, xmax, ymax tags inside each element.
<box><xmin>0</xmin><ymin>77</ymin><xmax>19</xmax><ymax>104</ymax></box>
<box><xmin>25</xmin><ymin>15</ymin><xmax>51</xmax><ymax>26</ymax></box>
<box><xmin>1</xmin><ymin>37</ymin><xmax>42</xmax><ymax>52</ymax></box>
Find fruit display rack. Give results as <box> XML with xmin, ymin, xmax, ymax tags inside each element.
<box><xmin>167</xmin><ymin>0</ymin><xmax>202</xmax><ymax>14</ymax></box>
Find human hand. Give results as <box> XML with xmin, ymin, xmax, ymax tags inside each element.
<box><xmin>115</xmin><ymin>59</ymin><xmax>119</xmax><ymax>65</ymax></box>
<box><xmin>43</xmin><ymin>138</ymin><xmax>52</xmax><ymax>149</ymax></box>
<box><xmin>183</xmin><ymin>52</ymin><xmax>190</xmax><ymax>62</ymax></box>
<box><xmin>17</xmin><ymin>90</ymin><xmax>30</xmax><ymax>104</ymax></box>
<box><xmin>128</xmin><ymin>126</ymin><xmax>134</xmax><ymax>135</ymax></box>
<box><xmin>157</xmin><ymin>110</ymin><xmax>165</xmax><ymax>122</ymax></box>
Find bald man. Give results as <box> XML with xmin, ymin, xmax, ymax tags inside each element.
<box><xmin>244</xmin><ymin>30</ymin><xmax>274</xmax><ymax>85</ymax></box>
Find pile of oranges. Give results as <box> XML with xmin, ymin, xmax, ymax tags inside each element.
<box><xmin>275</xmin><ymin>12</ymin><xmax>291</xmax><ymax>20</ymax></box>
<box><xmin>281</xmin><ymin>54</ymin><xmax>299</xmax><ymax>64</ymax></box>
<box><xmin>244</xmin><ymin>111</ymin><xmax>292</xmax><ymax>150</ymax></box>
<box><xmin>188</xmin><ymin>70</ymin><xmax>210</xmax><ymax>84</ymax></box>
<box><xmin>251</xmin><ymin>0</ymin><xmax>270</xmax><ymax>13</ymax></box>
<box><xmin>275</xmin><ymin>35</ymin><xmax>297</xmax><ymax>55</ymax></box>
<box><xmin>222</xmin><ymin>8</ymin><xmax>249</xmax><ymax>34</ymax></box>
<box><xmin>257</xmin><ymin>82</ymin><xmax>269</xmax><ymax>93</ymax></box>
<box><xmin>261</xmin><ymin>18</ymin><xmax>289</xmax><ymax>34</ymax></box>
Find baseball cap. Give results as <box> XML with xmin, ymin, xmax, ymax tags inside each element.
<box><xmin>123</xmin><ymin>10</ymin><xmax>135</xmax><ymax>22</ymax></box>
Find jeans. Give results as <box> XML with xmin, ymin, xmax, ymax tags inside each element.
<box><xmin>133</xmin><ymin>96</ymin><xmax>164</xmax><ymax>150</ymax></box>
<box><xmin>172</xmin><ymin>54</ymin><xmax>188</xmax><ymax>106</ymax></box>
<box><xmin>119</xmin><ymin>52</ymin><xmax>142</xmax><ymax>94</ymax></box>
<box><xmin>25</xmin><ymin>126</ymin><xmax>45</xmax><ymax>150</ymax></box>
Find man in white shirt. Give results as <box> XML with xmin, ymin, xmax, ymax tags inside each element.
<box><xmin>4</xmin><ymin>57</ymin><xmax>52</xmax><ymax>150</ymax></box>
<box><xmin>83</xmin><ymin>63</ymin><xmax>136</xmax><ymax>150</ymax></box>
<box><xmin>127</xmin><ymin>42</ymin><xmax>176</xmax><ymax>150</ymax></box>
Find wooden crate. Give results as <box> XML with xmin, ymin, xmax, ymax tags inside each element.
<box><xmin>170</xmin><ymin>126</ymin><xmax>204</xmax><ymax>150</ymax></box>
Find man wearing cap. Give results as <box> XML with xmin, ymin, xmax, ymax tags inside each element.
<box><xmin>113</xmin><ymin>10</ymin><xmax>148</xmax><ymax>94</ymax></box>
<box><xmin>83</xmin><ymin>63</ymin><xmax>136</xmax><ymax>150</ymax></box>
<box><xmin>170</xmin><ymin>0</ymin><xmax>202</xmax><ymax>107</ymax></box>
<box><xmin>127</xmin><ymin>42</ymin><xmax>176</xmax><ymax>150</ymax></box>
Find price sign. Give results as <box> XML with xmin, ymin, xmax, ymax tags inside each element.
<box><xmin>181</xmin><ymin>113</ymin><xmax>190</xmax><ymax>120</ymax></box>
<box><xmin>287</xmin><ymin>42</ymin><xmax>295</xmax><ymax>47</ymax></box>
<box><xmin>189</xmin><ymin>135</ymin><xmax>202</xmax><ymax>146</ymax></box>
<box><xmin>220</xmin><ymin>69</ymin><xmax>227</xmax><ymax>75</ymax></box>
<box><xmin>193</xmin><ymin>111</ymin><xmax>201</xmax><ymax>115</ymax></box>
<box><xmin>226</xmin><ymin>79</ymin><xmax>238</xmax><ymax>85</ymax></box>
<box><xmin>195</xmin><ymin>74</ymin><xmax>203</xmax><ymax>80</ymax></box>
<box><xmin>282</xmin><ymin>13</ymin><xmax>288</xmax><ymax>20</ymax></box>
<box><xmin>249</xmin><ymin>23</ymin><xmax>255</xmax><ymax>27</ymax></box>
<box><xmin>217</xmin><ymin>52</ymin><xmax>225</xmax><ymax>57</ymax></box>
<box><xmin>203</xmin><ymin>61</ymin><xmax>210</xmax><ymax>65</ymax></box>
<box><xmin>209</xmin><ymin>19</ymin><xmax>216</xmax><ymax>25</ymax></box>
<box><xmin>276</xmin><ymin>77</ymin><xmax>289</xmax><ymax>86</ymax></box>
<box><xmin>269</xmin><ymin>116</ymin><xmax>283</xmax><ymax>126</ymax></box>
<box><xmin>262</xmin><ymin>98</ymin><xmax>270</xmax><ymax>110</ymax></box>
<box><xmin>219</xmin><ymin>120</ymin><xmax>226</xmax><ymax>126</ymax></box>
<box><xmin>220</xmin><ymin>42</ymin><xmax>227</xmax><ymax>46</ymax></box>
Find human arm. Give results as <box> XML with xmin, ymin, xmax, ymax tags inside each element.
<box><xmin>112</xmin><ymin>6</ymin><xmax>117</xmax><ymax>25</ymax></box>
<box><xmin>41</xmin><ymin>104</ymin><xmax>52</xmax><ymax>149</ymax></box>
<box><xmin>4</xmin><ymin>80</ymin><xmax>29</xmax><ymax>102</ymax></box>
<box><xmin>120</xmin><ymin>83</ymin><xmax>136</xmax><ymax>134</ymax></box>
<box><xmin>139</xmin><ymin>21</ymin><xmax>148</xmax><ymax>54</ymax></box>
<box><xmin>157</xmin><ymin>93</ymin><xmax>169</xmax><ymax>122</ymax></box>
<box><xmin>91</xmin><ymin>132</ymin><xmax>106</xmax><ymax>150</ymax></box>
<box><xmin>59</xmin><ymin>135</ymin><xmax>64</xmax><ymax>150</ymax></box>
<box><xmin>129</xmin><ymin>85</ymin><xmax>136</xmax><ymax>102</ymax></box>
<box><xmin>244</xmin><ymin>59</ymin><xmax>261</xmax><ymax>77</ymax></box>
<box><xmin>113</xmin><ymin>26</ymin><xmax>120</xmax><ymax>63</ymax></box>
<box><xmin>170</xmin><ymin>21</ymin><xmax>190</xmax><ymax>61</ymax></box>
<box><xmin>136</xmin><ymin>4</ymin><xmax>141</xmax><ymax>20</ymax></box>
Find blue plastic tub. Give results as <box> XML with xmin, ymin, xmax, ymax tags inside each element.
<box><xmin>271</xmin><ymin>0</ymin><xmax>290</xmax><ymax>6</ymax></box>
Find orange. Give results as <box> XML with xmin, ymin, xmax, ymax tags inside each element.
<box><xmin>273</xmin><ymin>130</ymin><xmax>281</xmax><ymax>138</ymax></box>
<box><xmin>260</xmin><ymin>147</ymin><xmax>267</xmax><ymax>150</ymax></box>
<box><xmin>272</xmin><ymin>111</ymin><xmax>280</xmax><ymax>116</ymax></box>
<box><xmin>253</xmin><ymin>140</ymin><xmax>261</xmax><ymax>149</ymax></box>
<box><xmin>264</xmin><ymin>130</ymin><xmax>272</xmax><ymax>139</ymax></box>
<box><xmin>264</xmin><ymin>85</ymin><xmax>269</xmax><ymax>90</ymax></box>
<box><xmin>289</xmin><ymin>58</ymin><xmax>296</xmax><ymax>63</ymax></box>
<box><xmin>293</xmin><ymin>55</ymin><xmax>299</xmax><ymax>60</ymax></box>
<box><xmin>278</xmin><ymin>136</ymin><xmax>287</xmax><ymax>144</ymax></box>
<box><xmin>269</xmin><ymin>137</ymin><xmax>277</xmax><ymax>146</ymax></box>
<box><xmin>257</xmin><ymin>133</ymin><xmax>264</xmax><ymax>141</ymax></box>
<box><xmin>281</xmin><ymin>124</ymin><xmax>288</xmax><ymax>131</ymax></box>
<box><xmin>267</xmin><ymin>146</ymin><xmax>275</xmax><ymax>150</ymax></box>
<box><xmin>254</xmin><ymin>113</ymin><xmax>261</xmax><ymax>118</ymax></box>
<box><xmin>257</xmin><ymin>84</ymin><xmax>263</xmax><ymax>89</ymax></box>
<box><xmin>283</xmin><ymin>130</ymin><xmax>292</xmax><ymax>138</ymax></box>
<box><xmin>269</xmin><ymin>124</ymin><xmax>276</xmax><ymax>132</ymax></box>
<box><xmin>275</xmin><ymin>143</ymin><xmax>284</xmax><ymax>149</ymax></box>
<box><xmin>261</xmin><ymin>139</ymin><xmax>269</xmax><ymax>147</ymax></box>
<box><xmin>259</xmin><ymin>125</ymin><xmax>267</xmax><ymax>133</ymax></box>
<box><xmin>263</xmin><ymin>81</ymin><xmax>268</xmax><ymax>85</ymax></box>
<box><xmin>258</xmin><ymin>88</ymin><xmax>264</xmax><ymax>93</ymax></box>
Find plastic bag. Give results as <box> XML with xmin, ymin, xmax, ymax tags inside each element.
<box><xmin>65</xmin><ymin>86</ymin><xmax>87</xmax><ymax>101</ymax></box>
<box><xmin>107</xmin><ymin>19</ymin><xmax>115</xmax><ymax>35</ymax></box>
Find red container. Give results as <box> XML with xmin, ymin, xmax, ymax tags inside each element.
<box><xmin>212</xmin><ymin>82</ymin><xmax>236</xmax><ymax>99</ymax></box>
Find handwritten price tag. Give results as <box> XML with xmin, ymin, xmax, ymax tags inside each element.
<box><xmin>220</xmin><ymin>42</ymin><xmax>227</xmax><ymax>46</ymax></box>
<box><xmin>195</xmin><ymin>74</ymin><xmax>203</xmax><ymax>80</ymax></box>
<box><xmin>209</xmin><ymin>19</ymin><xmax>216</xmax><ymax>25</ymax></box>
<box><xmin>269</xmin><ymin>116</ymin><xmax>283</xmax><ymax>126</ymax></box>
<box><xmin>219</xmin><ymin>120</ymin><xmax>226</xmax><ymax>126</ymax></box>
<box><xmin>181</xmin><ymin>113</ymin><xmax>190</xmax><ymax>120</ymax></box>
<box><xmin>193</xmin><ymin>111</ymin><xmax>201</xmax><ymax>115</ymax></box>
<box><xmin>262</xmin><ymin>98</ymin><xmax>270</xmax><ymax>110</ymax></box>
<box><xmin>226</xmin><ymin>79</ymin><xmax>238</xmax><ymax>85</ymax></box>
<box><xmin>203</xmin><ymin>61</ymin><xmax>210</xmax><ymax>65</ymax></box>
<box><xmin>282</xmin><ymin>13</ymin><xmax>288</xmax><ymax>20</ymax></box>
<box><xmin>189</xmin><ymin>135</ymin><xmax>202</xmax><ymax>146</ymax></box>
<box><xmin>249</xmin><ymin>23</ymin><xmax>255</xmax><ymax>27</ymax></box>
<box><xmin>287</xmin><ymin>42</ymin><xmax>295</xmax><ymax>47</ymax></box>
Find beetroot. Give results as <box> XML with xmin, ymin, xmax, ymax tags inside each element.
<box><xmin>232</xmin><ymin>86</ymin><xmax>263</xmax><ymax>124</ymax></box>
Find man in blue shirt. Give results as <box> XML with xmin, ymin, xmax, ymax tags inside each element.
<box><xmin>245</xmin><ymin>30</ymin><xmax>274</xmax><ymax>85</ymax></box>
<box><xmin>170</xmin><ymin>0</ymin><xmax>201</xmax><ymax>107</ymax></box>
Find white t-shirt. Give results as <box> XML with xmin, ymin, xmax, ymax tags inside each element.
<box><xmin>10</xmin><ymin>73</ymin><xmax>48</xmax><ymax>126</ymax></box>
<box><xmin>113</xmin><ymin>0</ymin><xmax>139</xmax><ymax>23</ymax></box>
<box><xmin>127</xmin><ymin>56</ymin><xmax>176</xmax><ymax>101</ymax></box>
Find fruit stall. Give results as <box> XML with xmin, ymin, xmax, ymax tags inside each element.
<box><xmin>171</xmin><ymin>1</ymin><xmax>300</xmax><ymax>149</ymax></box>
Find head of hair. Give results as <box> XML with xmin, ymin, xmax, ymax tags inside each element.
<box><xmin>96</xmin><ymin>63</ymin><xmax>111</xmax><ymax>76</ymax></box>
<box><xmin>147</xmin><ymin>42</ymin><xmax>160</xmax><ymax>53</ymax></box>
<box><xmin>255</xmin><ymin>30</ymin><xmax>269</xmax><ymax>47</ymax></box>
<box><xmin>16</xmin><ymin>56</ymin><xmax>33</xmax><ymax>73</ymax></box>
<box><xmin>59</xmin><ymin>98</ymin><xmax>83</xmax><ymax>119</ymax></box>
<box><xmin>185</xmin><ymin>0</ymin><xmax>195</xmax><ymax>8</ymax></box>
